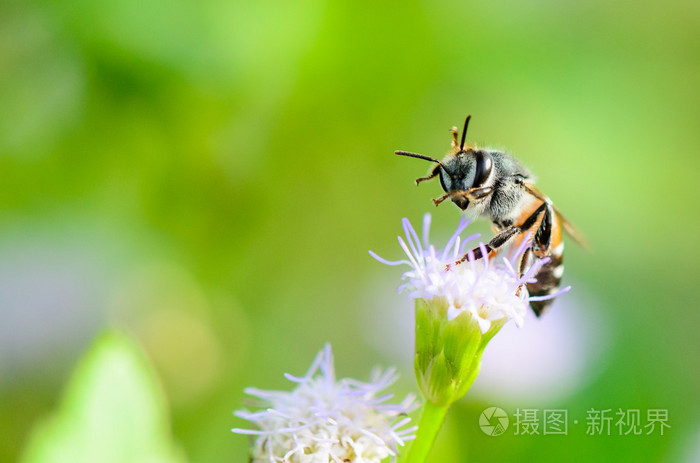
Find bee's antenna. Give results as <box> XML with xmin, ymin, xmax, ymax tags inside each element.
<box><xmin>460</xmin><ymin>115</ymin><xmax>471</xmax><ymax>152</ymax></box>
<box><xmin>395</xmin><ymin>151</ymin><xmax>444</xmax><ymax>166</ymax></box>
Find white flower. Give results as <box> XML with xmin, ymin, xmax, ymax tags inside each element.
<box><xmin>370</xmin><ymin>214</ymin><xmax>569</xmax><ymax>333</ymax></box>
<box><xmin>232</xmin><ymin>344</ymin><xmax>418</xmax><ymax>463</ymax></box>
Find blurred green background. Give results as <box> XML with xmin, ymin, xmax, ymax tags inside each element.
<box><xmin>1</xmin><ymin>0</ymin><xmax>699</xmax><ymax>461</ymax></box>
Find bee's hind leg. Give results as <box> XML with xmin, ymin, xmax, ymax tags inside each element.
<box><xmin>527</xmin><ymin>204</ymin><xmax>564</xmax><ymax>317</ymax></box>
<box><xmin>532</xmin><ymin>204</ymin><xmax>553</xmax><ymax>258</ymax></box>
<box><xmin>452</xmin><ymin>202</ymin><xmax>548</xmax><ymax>267</ymax></box>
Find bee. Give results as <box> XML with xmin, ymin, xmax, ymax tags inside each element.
<box><xmin>395</xmin><ymin>115</ymin><xmax>585</xmax><ymax>316</ymax></box>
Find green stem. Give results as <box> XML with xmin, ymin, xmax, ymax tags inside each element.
<box><xmin>403</xmin><ymin>401</ymin><xmax>449</xmax><ymax>463</ymax></box>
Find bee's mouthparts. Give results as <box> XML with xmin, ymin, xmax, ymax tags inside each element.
<box><xmin>452</xmin><ymin>197</ymin><xmax>469</xmax><ymax>210</ymax></box>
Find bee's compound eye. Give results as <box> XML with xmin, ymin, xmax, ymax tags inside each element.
<box><xmin>438</xmin><ymin>168</ymin><xmax>450</xmax><ymax>192</ymax></box>
<box><xmin>473</xmin><ymin>151</ymin><xmax>493</xmax><ymax>188</ymax></box>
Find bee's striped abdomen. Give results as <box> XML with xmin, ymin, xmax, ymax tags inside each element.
<box><xmin>512</xmin><ymin>197</ymin><xmax>566</xmax><ymax>317</ymax></box>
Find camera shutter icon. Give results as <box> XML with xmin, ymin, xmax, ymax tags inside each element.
<box><xmin>479</xmin><ymin>407</ymin><xmax>509</xmax><ymax>436</ymax></box>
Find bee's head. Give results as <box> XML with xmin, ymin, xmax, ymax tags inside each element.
<box><xmin>395</xmin><ymin>115</ymin><xmax>494</xmax><ymax>211</ymax></box>
<box><xmin>438</xmin><ymin>149</ymin><xmax>494</xmax><ymax>210</ymax></box>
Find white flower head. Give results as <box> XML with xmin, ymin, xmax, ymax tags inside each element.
<box><xmin>370</xmin><ymin>214</ymin><xmax>569</xmax><ymax>333</ymax></box>
<box><xmin>232</xmin><ymin>344</ymin><xmax>418</xmax><ymax>463</ymax></box>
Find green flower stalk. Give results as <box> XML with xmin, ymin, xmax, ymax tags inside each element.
<box><xmin>371</xmin><ymin>214</ymin><xmax>569</xmax><ymax>462</ymax></box>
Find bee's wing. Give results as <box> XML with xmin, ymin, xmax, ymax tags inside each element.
<box><xmin>553</xmin><ymin>207</ymin><xmax>589</xmax><ymax>249</ymax></box>
<box><xmin>524</xmin><ymin>182</ymin><xmax>589</xmax><ymax>249</ymax></box>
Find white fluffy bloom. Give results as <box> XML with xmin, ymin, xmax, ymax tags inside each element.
<box><xmin>232</xmin><ymin>345</ymin><xmax>418</xmax><ymax>463</ymax></box>
<box><xmin>370</xmin><ymin>214</ymin><xmax>569</xmax><ymax>333</ymax></box>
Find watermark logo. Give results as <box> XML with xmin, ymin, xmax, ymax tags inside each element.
<box><xmin>479</xmin><ymin>407</ymin><xmax>509</xmax><ymax>436</ymax></box>
<box><xmin>478</xmin><ymin>407</ymin><xmax>670</xmax><ymax>437</ymax></box>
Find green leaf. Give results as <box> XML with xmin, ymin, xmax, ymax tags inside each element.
<box><xmin>20</xmin><ymin>331</ymin><xmax>187</xmax><ymax>463</ymax></box>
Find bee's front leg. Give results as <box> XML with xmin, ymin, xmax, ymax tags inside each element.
<box><xmin>415</xmin><ymin>164</ymin><xmax>441</xmax><ymax>185</ymax></box>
